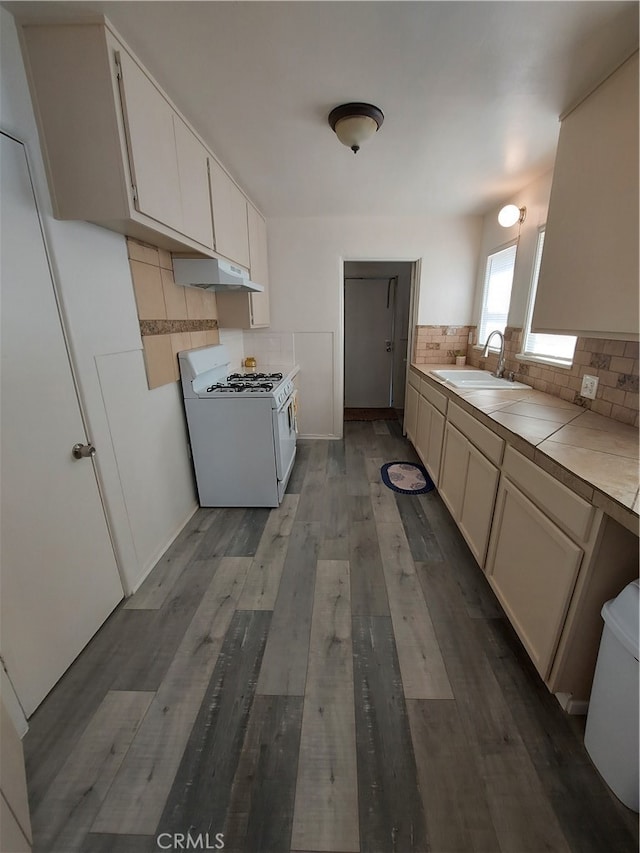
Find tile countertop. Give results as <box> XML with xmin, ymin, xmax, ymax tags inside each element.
<box><xmin>411</xmin><ymin>363</ymin><xmax>639</xmax><ymax>533</ymax></box>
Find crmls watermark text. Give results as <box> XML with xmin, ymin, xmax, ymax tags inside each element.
<box><xmin>156</xmin><ymin>832</ymin><xmax>225</xmax><ymax>850</ymax></box>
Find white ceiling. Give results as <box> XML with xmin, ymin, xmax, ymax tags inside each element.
<box><xmin>6</xmin><ymin>1</ymin><xmax>639</xmax><ymax>218</ymax></box>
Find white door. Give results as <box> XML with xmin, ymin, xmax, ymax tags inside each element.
<box><xmin>344</xmin><ymin>278</ymin><xmax>394</xmax><ymax>407</ymax></box>
<box><xmin>0</xmin><ymin>134</ymin><xmax>124</xmax><ymax>716</ymax></box>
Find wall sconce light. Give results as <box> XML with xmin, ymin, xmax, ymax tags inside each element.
<box><xmin>328</xmin><ymin>102</ymin><xmax>384</xmax><ymax>153</ymax></box>
<box><xmin>498</xmin><ymin>204</ymin><xmax>527</xmax><ymax>227</ymax></box>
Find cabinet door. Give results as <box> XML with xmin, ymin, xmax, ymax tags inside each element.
<box><xmin>532</xmin><ymin>53</ymin><xmax>638</xmax><ymax>337</ymax></box>
<box><xmin>459</xmin><ymin>443</ymin><xmax>499</xmax><ymax>567</ymax></box>
<box><xmin>209</xmin><ymin>158</ymin><xmax>250</xmax><ymax>268</ymax></box>
<box><xmin>486</xmin><ymin>479</ymin><xmax>583</xmax><ymax>679</ymax></box>
<box><xmin>117</xmin><ymin>51</ymin><xmax>182</xmax><ymax>231</ymax></box>
<box><xmin>173</xmin><ymin>117</ymin><xmax>213</xmax><ymax>249</ymax></box>
<box><xmin>404</xmin><ymin>383</ymin><xmax>419</xmax><ymax>443</ymax></box>
<box><xmin>247</xmin><ymin>203</ymin><xmax>270</xmax><ymax>327</ymax></box>
<box><xmin>414</xmin><ymin>395</ymin><xmax>431</xmax><ymax>465</ymax></box>
<box><xmin>438</xmin><ymin>422</ymin><xmax>468</xmax><ymax>520</ymax></box>
<box><xmin>425</xmin><ymin>407</ymin><xmax>445</xmax><ymax>487</ymax></box>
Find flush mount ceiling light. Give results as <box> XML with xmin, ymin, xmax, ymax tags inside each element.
<box><xmin>328</xmin><ymin>102</ymin><xmax>384</xmax><ymax>153</ymax></box>
<box><xmin>498</xmin><ymin>204</ymin><xmax>527</xmax><ymax>227</ymax></box>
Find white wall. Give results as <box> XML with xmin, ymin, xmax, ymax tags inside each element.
<box><xmin>471</xmin><ymin>170</ymin><xmax>554</xmax><ymax>335</ymax></box>
<box><xmin>1</xmin><ymin>8</ymin><xmax>197</xmax><ymax>593</ymax></box>
<box><xmin>267</xmin><ymin>215</ymin><xmax>482</xmax><ymax>437</ymax></box>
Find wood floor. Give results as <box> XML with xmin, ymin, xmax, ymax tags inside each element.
<box><xmin>24</xmin><ymin>420</ymin><xmax>638</xmax><ymax>853</ymax></box>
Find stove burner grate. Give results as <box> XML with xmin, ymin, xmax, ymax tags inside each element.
<box><xmin>227</xmin><ymin>372</ymin><xmax>283</xmax><ymax>383</ymax></box>
<box><xmin>206</xmin><ymin>381</ymin><xmax>274</xmax><ymax>393</ymax></box>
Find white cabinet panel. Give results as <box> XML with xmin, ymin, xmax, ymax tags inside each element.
<box><xmin>247</xmin><ymin>203</ymin><xmax>270</xmax><ymax>327</ymax></box>
<box><xmin>173</xmin><ymin>116</ymin><xmax>213</xmax><ymax>249</ymax></box>
<box><xmin>216</xmin><ymin>202</ymin><xmax>270</xmax><ymax>329</ymax></box>
<box><xmin>415</xmin><ymin>395</ymin><xmax>445</xmax><ymax>486</ymax></box>
<box><xmin>209</xmin><ymin>157</ymin><xmax>250</xmax><ymax>268</ymax></box>
<box><xmin>533</xmin><ymin>52</ymin><xmax>639</xmax><ymax>338</ymax></box>
<box><xmin>439</xmin><ymin>421</ymin><xmax>499</xmax><ymax>567</ymax></box>
<box><xmin>486</xmin><ymin>479</ymin><xmax>583</xmax><ymax>679</ymax></box>
<box><xmin>439</xmin><ymin>422</ymin><xmax>468</xmax><ymax>521</ymax></box>
<box><xmin>459</xmin><ymin>443</ymin><xmax>499</xmax><ymax>566</ymax></box>
<box><xmin>404</xmin><ymin>382</ymin><xmax>419</xmax><ymax>443</ymax></box>
<box><xmin>427</xmin><ymin>408</ymin><xmax>445</xmax><ymax>486</ymax></box>
<box><xmin>117</xmin><ymin>49</ymin><xmax>182</xmax><ymax>232</ymax></box>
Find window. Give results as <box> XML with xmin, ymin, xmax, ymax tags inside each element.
<box><xmin>521</xmin><ymin>229</ymin><xmax>576</xmax><ymax>364</ymax></box>
<box><xmin>478</xmin><ymin>243</ymin><xmax>517</xmax><ymax>346</ymax></box>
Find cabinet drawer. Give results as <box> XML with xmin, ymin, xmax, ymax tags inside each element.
<box><xmin>408</xmin><ymin>368</ymin><xmax>421</xmax><ymax>390</ymax></box>
<box><xmin>503</xmin><ymin>446</ymin><xmax>594</xmax><ymax>543</ymax></box>
<box><xmin>447</xmin><ymin>402</ymin><xmax>504</xmax><ymax>465</ymax></box>
<box><xmin>420</xmin><ymin>379</ymin><xmax>448</xmax><ymax>414</ymax></box>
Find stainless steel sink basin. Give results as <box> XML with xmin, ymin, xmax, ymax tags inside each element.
<box><xmin>428</xmin><ymin>369</ymin><xmax>529</xmax><ymax>390</ymax></box>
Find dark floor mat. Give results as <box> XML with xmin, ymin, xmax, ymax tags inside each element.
<box><xmin>344</xmin><ymin>407</ymin><xmax>400</xmax><ymax>421</ymax></box>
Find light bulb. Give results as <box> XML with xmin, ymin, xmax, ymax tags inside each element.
<box><xmin>498</xmin><ymin>205</ymin><xmax>525</xmax><ymax>227</ymax></box>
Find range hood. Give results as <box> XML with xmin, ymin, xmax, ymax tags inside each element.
<box><xmin>172</xmin><ymin>258</ymin><xmax>264</xmax><ymax>293</ymax></box>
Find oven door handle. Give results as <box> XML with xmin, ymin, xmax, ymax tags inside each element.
<box><xmin>282</xmin><ymin>390</ymin><xmax>298</xmax><ymax>433</ymax></box>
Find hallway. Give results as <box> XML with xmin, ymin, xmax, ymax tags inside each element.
<box><xmin>24</xmin><ymin>420</ymin><xmax>638</xmax><ymax>852</ymax></box>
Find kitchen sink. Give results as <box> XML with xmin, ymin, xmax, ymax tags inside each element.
<box><xmin>428</xmin><ymin>369</ymin><xmax>530</xmax><ymax>390</ymax></box>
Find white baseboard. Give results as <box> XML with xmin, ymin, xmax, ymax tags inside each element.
<box><xmin>128</xmin><ymin>501</ymin><xmax>199</xmax><ymax>596</ymax></box>
<box><xmin>555</xmin><ymin>692</ymin><xmax>589</xmax><ymax>715</ymax></box>
<box><xmin>298</xmin><ymin>433</ymin><xmax>341</xmax><ymax>439</ymax></box>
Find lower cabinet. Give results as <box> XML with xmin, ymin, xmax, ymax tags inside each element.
<box><xmin>404</xmin><ymin>381</ymin><xmax>419</xmax><ymax>444</ymax></box>
<box><xmin>439</xmin><ymin>421</ymin><xmax>499</xmax><ymax>567</ymax></box>
<box><xmin>485</xmin><ymin>478</ymin><xmax>583</xmax><ymax>680</ymax></box>
<box><xmin>415</xmin><ymin>395</ymin><xmax>445</xmax><ymax>485</ymax></box>
<box><xmin>404</xmin><ymin>373</ymin><xmax>639</xmax><ymax>703</ymax></box>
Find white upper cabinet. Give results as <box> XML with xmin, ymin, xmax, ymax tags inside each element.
<box><xmin>208</xmin><ymin>157</ymin><xmax>251</xmax><ymax>269</ymax></box>
<box><xmin>19</xmin><ymin>19</ymin><xmax>216</xmax><ymax>254</ymax></box>
<box><xmin>173</xmin><ymin>117</ymin><xmax>214</xmax><ymax>249</ymax></box>
<box><xmin>533</xmin><ymin>52</ymin><xmax>639</xmax><ymax>340</ymax></box>
<box><xmin>215</xmin><ymin>199</ymin><xmax>271</xmax><ymax>329</ymax></box>
<box><xmin>116</xmin><ymin>49</ymin><xmax>183</xmax><ymax>233</ymax></box>
<box><xmin>246</xmin><ymin>202</ymin><xmax>270</xmax><ymax>327</ymax></box>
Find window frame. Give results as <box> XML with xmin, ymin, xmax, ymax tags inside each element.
<box><xmin>517</xmin><ymin>226</ymin><xmax>576</xmax><ymax>368</ymax></box>
<box><xmin>476</xmin><ymin>239</ymin><xmax>518</xmax><ymax>350</ymax></box>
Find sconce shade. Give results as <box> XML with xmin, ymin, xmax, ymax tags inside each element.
<box><xmin>498</xmin><ymin>204</ymin><xmax>527</xmax><ymax>227</ymax></box>
<box><xmin>328</xmin><ymin>103</ymin><xmax>384</xmax><ymax>153</ymax></box>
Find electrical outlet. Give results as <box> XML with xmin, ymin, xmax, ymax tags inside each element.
<box><xmin>580</xmin><ymin>374</ymin><xmax>599</xmax><ymax>399</ymax></box>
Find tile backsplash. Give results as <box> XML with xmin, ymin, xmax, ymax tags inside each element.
<box><xmin>466</xmin><ymin>327</ymin><xmax>638</xmax><ymax>427</ymax></box>
<box><xmin>413</xmin><ymin>324</ymin><xmax>638</xmax><ymax>426</ymax></box>
<box><xmin>243</xmin><ymin>330</ymin><xmax>295</xmax><ymax>368</ymax></box>
<box><xmin>413</xmin><ymin>325</ymin><xmax>473</xmax><ymax>364</ymax></box>
<box><xmin>127</xmin><ymin>238</ymin><xmax>219</xmax><ymax>389</ymax></box>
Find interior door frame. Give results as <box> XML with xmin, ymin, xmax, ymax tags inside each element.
<box><xmin>1</xmin><ymin>131</ymin><xmax>126</xmax><ymax>592</ymax></box>
<box><xmin>340</xmin><ymin>257</ymin><xmax>420</xmax><ymax>427</ymax></box>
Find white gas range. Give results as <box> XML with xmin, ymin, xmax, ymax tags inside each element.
<box><xmin>178</xmin><ymin>345</ymin><xmax>297</xmax><ymax>507</ymax></box>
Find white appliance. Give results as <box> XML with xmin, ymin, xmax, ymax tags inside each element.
<box><xmin>173</xmin><ymin>257</ymin><xmax>264</xmax><ymax>293</ymax></box>
<box><xmin>178</xmin><ymin>345</ymin><xmax>297</xmax><ymax>507</ymax></box>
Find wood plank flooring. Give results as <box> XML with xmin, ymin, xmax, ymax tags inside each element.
<box><xmin>23</xmin><ymin>420</ymin><xmax>639</xmax><ymax>853</ymax></box>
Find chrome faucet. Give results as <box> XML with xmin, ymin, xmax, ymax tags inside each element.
<box><xmin>482</xmin><ymin>330</ymin><xmax>506</xmax><ymax>378</ymax></box>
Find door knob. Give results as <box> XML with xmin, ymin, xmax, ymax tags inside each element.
<box><xmin>72</xmin><ymin>442</ymin><xmax>96</xmax><ymax>460</ymax></box>
<box><xmin>385</xmin><ymin>340</ymin><xmax>393</xmax><ymax>352</ymax></box>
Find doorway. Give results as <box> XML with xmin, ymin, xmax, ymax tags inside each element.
<box><xmin>343</xmin><ymin>261</ymin><xmax>413</xmax><ymax>418</ymax></box>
